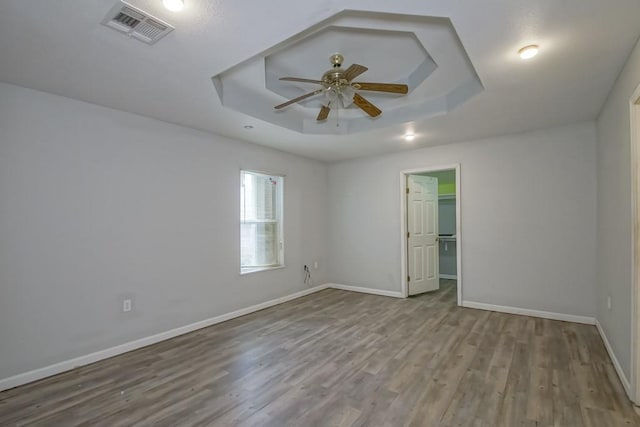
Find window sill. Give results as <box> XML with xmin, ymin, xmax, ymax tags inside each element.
<box><xmin>240</xmin><ymin>265</ymin><xmax>285</xmax><ymax>275</ymax></box>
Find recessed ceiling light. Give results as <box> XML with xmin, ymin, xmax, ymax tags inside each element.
<box><xmin>518</xmin><ymin>45</ymin><xmax>539</xmax><ymax>60</ymax></box>
<box><xmin>404</xmin><ymin>133</ymin><xmax>415</xmax><ymax>141</ymax></box>
<box><xmin>162</xmin><ymin>0</ymin><xmax>184</xmax><ymax>12</ymax></box>
<box><xmin>244</xmin><ymin>125</ymin><xmax>254</xmax><ymax>130</ymax></box>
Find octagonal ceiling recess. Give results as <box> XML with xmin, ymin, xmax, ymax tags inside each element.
<box><xmin>212</xmin><ymin>11</ymin><xmax>483</xmax><ymax>135</ymax></box>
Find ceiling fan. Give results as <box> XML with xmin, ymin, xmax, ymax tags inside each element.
<box><xmin>274</xmin><ymin>54</ymin><xmax>409</xmax><ymax>121</ymax></box>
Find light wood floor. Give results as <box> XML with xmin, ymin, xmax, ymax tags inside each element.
<box><xmin>1</xmin><ymin>280</ymin><xmax>638</xmax><ymax>426</ymax></box>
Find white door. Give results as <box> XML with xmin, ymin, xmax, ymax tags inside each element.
<box><xmin>407</xmin><ymin>175</ymin><xmax>439</xmax><ymax>295</ymax></box>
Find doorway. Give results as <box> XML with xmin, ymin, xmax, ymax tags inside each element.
<box><xmin>400</xmin><ymin>164</ymin><xmax>462</xmax><ymax>305</ymax></box>
<box><xmin>631</xmin><ymin>83</ymin><xmax>640</xmax><ymax>404</ymax></box>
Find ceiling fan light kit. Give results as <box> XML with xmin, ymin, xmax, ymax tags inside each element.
<box><xmin>275</xmin><ymin>54</ymin><xmax>409</xmax><ymax>122</ymax></box>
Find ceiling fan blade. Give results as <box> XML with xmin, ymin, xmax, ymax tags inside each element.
<box><xmin>352</xmin><ymin>82</ymin><xmax>408</xmax><ymax>94</ymax></box>
<box><xmin>343</xmin><ymin>64</ymin><xmax>368</xmax><ymax>82</ymax></box>
<box><xmin>274</xmin><ymin>89</ymin><xmax>324</xmax><ymax>109</ymax></box>
<box><xmin>317</xmin><ymin>105</ymin><xmax>331</xmax><ymax>121</ymax></box>
<box><xmin>353</xmin><ymin>93</ymin><xmax>382</xmax><ymax>117</ymax></box>
<box><xmin>279</xmin><ymin>77</ymin><xmax>324</xmax><ymax>84</ymax></box>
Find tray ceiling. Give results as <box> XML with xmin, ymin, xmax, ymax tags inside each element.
<box><xmin>213</xmin><ymin>12</ymin><xmax>482</xmax><ymax>135</ymax></box>
<box><xmin>0</xmin><ymin>0</ymin><xmax>639</xmax><ymax>161</ymax></box>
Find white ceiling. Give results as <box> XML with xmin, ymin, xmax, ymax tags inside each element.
<box><xmin>214</xmin><ymin>13</ymin><xmax>482</xmax><ymax>136</ymax></box>
<box><xmin>0</xmin><ymin>0</ymin><xmax>639</xmax><ymax>162</ymax></box>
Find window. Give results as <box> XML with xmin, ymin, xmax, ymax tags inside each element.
<box><xmin>240</xmin><ymin>170</ymin><xmax>284</xmax><ymax>273</ymax></box>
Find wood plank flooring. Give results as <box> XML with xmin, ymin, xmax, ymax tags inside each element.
<box><xmin>0</xmin><ymin>280</ymin><xmax>638</xmax><ymax>426</ymax></box>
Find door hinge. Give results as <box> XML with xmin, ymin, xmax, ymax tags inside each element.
<box><xmin>406</xmin><ymin>187</ymin><xmax>409</xmax><ymax>194</ymax></box>
<box><xmin>407</xmin><ymin>276</ymin><xmax>410</xmax><ymax>282</ymax></box>
<box><xmin>407</xmin><ymin>231</ymin><xmax>410</xmax><ymax>238</ymax></box>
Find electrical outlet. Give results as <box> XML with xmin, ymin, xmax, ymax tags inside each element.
<box><xmin>123</xmin><ymin>299</ymin><xmax>132</xmax><ymax>313</ymax></box>
<box><xmin>313</xmin><ymin>261</ymin><xmax>318</xmax><ymax>269</ymax></box>
<box><xmin>607</xmin><ymin>295</ymin><xmax>611</xmax><ymax>310</ymax></box>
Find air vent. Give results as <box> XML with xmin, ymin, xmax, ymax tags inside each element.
<box><xmin>101</xmin><ymin>1</ymin><xmax>173</xmax><ymax>45</ymax></box>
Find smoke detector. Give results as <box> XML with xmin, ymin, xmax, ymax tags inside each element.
<box><xmin>101</xmin><ymin>1</ymin><xmax>173</xmax><ymax>45</ymax></box>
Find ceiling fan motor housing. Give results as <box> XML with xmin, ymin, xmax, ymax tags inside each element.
<box><xmin>322</xmin><ymin>70</ymin><xmax>348</xmax><ymax>88</ymax></box>
<box><xmin>324</xmin><ymin>54</ymin><xmax>348</xmax><ymax>88</ymax></box>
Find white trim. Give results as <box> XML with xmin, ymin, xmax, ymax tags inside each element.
<box><xmin>596</xmin><ymin>319</ymin><xmax>632</xmax><ymax>399</ymax></box>
<box><xmin>240</xmin><ymin>265</ymin><xmax>285</xmax><ymax>275</ymax></box>
<box><xmin>0</xmin><ymin>284</ymin><xmax>329</xmax><ymax>392</ymax></box>
<box><xmin>239</xmin><ymin>168</ymin><xmax>287</xmax><ymax>178</ymax></box>
<box><xmin>240</xmin><ymin>170</ymin><xmax>285</xmax><ymax>274</ymax></box>
<box><xmin>630</xmin><ymin>81</ymin><xmax>640</xmax><ymax>404</ymax></box>
<box><xmin>439</xmin><ymin>274</ymin><xmax>457</xmax><ymax>280</ymax></box>
<box><xmin>327</xmin><ymin>283</ymin><xmax>404</xmax><ymax>298</ymax></box>
<box><xmin>461</xmin><ymin>300</ymin><xmax>596</xmax><ymax>325</ymax></box>
<box><xmin>400</xmin><ymin>164</ymin><xmax>462</xmax><ymax>304</ymax></box>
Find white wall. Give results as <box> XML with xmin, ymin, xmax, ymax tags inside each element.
<box><xmin>596</xmin><ymin>36</ymin><xmax>640</xmax><ymax>383</ymax></box>
<box><xmin>328</xmin><ymin>122</ymin><xmax>597</xmax><ymax>317</ymax></box>
<box><xmin>0</xmin><ymin>82</ymin><xmax>328</xmax><ymax>381</ymax></box>
<box><xmin>0</xmin><ymin>78</ymin><xmax>606</xmax><ymax>387</ymax></box>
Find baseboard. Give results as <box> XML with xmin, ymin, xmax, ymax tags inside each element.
<box><xmin>461</xmin><ymin>300</ymin><xmax>596</xmax><ymax>325</ymax></box>
<box><xmin>0</xmin><ymin>284</ymin><xmax>329</xmax><ymax>393</ymax></box>
<box><xmin>327</xmin><ymin>283</ymin><xmax>404</xmax><ymax>298</ymax></box>
<box><xmin>595</xmin><ymin>319</ymin><xmax>632</xmax><ymax>400</ymax></box>
<box><xmin>439</xmin><ymin>274</ymin><xmax>457</xmax><ymax>280</ymax></box>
